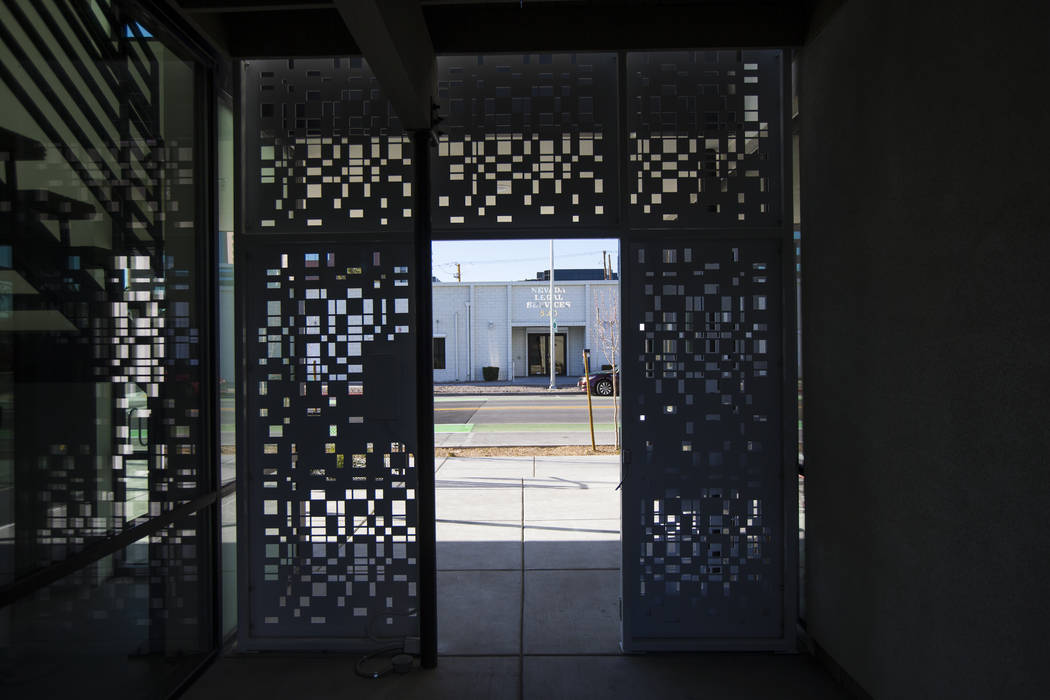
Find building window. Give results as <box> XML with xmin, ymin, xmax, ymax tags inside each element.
<box><xmin>434</xmin><ymin>337</ymin><xmax>446</xmax><ymax>369</ymax></box>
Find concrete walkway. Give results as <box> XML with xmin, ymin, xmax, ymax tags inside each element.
<box><xmin>434</xmin><ymin>427</ymin><xmax>619</xmax><ymax>447</ymax></box>
<box><xmin>185</xmin><ymin>457</ymin><xmax>845</xmax><ymax>700</ymax></box>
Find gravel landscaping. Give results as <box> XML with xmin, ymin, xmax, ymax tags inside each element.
<box><xmin>436</xmin><ymin>445</ymin><xmax>620</xmax><ymax>457</ymax></box>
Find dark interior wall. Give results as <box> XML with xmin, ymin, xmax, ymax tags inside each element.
<box><xmin>799</xmin><ymin>1</ymin><xmax>1050</xmax><ymax>698</ymax></box>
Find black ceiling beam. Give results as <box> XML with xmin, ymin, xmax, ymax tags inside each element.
<box><xmin>425</xmin><ymin>2</ymin><xmax>808</xmax><ymax>51</ymax></box>
<box><xmin>334</xmin><ymin>0</ymin><xmax>437</xmax><ymax>130</ymax></box>
<box><xmin>177</xmin><ymin>0</ymin><xmax>333</xmax><ymax>12</ymax></box>
<box><xmin>175</xmin><ymin>1</ymin><xmax>808</xmax><ymax>58</ymax></box>
<box><xmin>219</xmin><ymin>8</ymin><xmax>359</xmax><ymax>57</ymax></box>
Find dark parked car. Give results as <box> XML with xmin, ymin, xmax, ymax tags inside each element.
<box><xmin>578</xmin><ymin>369</ymin><xmax>619</xmax><ymax>396</ymax></box>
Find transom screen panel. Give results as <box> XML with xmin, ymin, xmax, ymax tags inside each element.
<box><xmin>243</xmin><ymin>242</ymin><xmax>418</xmax><ymax>646</ymax></box>
<box><xmin>433</xmin><ymin>53</ymin><xmax>618</xmax><ymax>229</ymax></box>
<box><xmin>243</xmin><ymin>58</ymin><xmax>413</xmax><ymax>235</ymax></box>
<box><xmin>626</xmin><ymin>50</ymin><xmax>782</xmax><ymax>228</ymax></box>
<box><xmin>622</xmin><ymin>238</ymin><xmax>784</xmax><ymax>647</ymax></box>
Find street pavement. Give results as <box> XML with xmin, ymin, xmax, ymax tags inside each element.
<box><xmin>219</xmin><ymin>380</ymin><xmax>622</xmax><ymax>449</ymax></box>
<box><xmin>434</xmin><ymin>393</ymin><xmax>621</xmax><ymax>447</ymax></box>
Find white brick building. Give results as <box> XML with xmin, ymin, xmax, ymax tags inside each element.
<box><xmin>432</xmin><ymin>279</ymin><xmax>619</xmax><ymax>381</ymax></box>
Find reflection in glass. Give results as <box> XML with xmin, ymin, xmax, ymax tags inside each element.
<box><xmin>1</xmin><ymin>3</ymin><xmax>216</xmax><ymax>697</ymax></box>
<box><xmin>2</xmin><ymin>512</ymin><xmax>209</xmax><ymax>697</ymax></box>
<box><xmin>0</xmin><ymin>1</ymin><xmax>203</xmax><ymax>577</ymax></box>
<box><xmin>218</xmin><ymin>100</ymin><xmax>236</xmax><ymax>487</ymax></box>
<box><xmin>221</xmin><ymin>493</ymin><xmax>236</xmax><ymax>637</ymax></box>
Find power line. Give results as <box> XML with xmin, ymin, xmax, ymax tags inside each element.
<box><xmin>432</xmin><ymin>250</ymin><xmax>615</xmax><ymax>267</ymax></box>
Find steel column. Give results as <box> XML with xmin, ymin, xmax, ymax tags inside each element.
<box><xmin>413</xmin><ymin>127</ymin><xmax>438</xmax><ymax>669</ymax></box>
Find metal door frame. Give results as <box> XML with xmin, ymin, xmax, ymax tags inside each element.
<box><xmin>616</xmin><ymin>49</ymin><xmax>797</xmax><ymax>651</ymax></box>
<box><xmin>618</xmin><ymin>229</ymin><xmax>797</xmax><ymax>652</ymax></box>
<box><xmin>233</xmin><ymin>48</ymin><xmax>797</xmax><ymax>662</ymax></box>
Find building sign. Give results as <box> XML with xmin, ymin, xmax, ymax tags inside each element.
<box><xmin>526</xmin><ymin>286</ymin><xmax>572</xmax><ymax>317</ymax></box>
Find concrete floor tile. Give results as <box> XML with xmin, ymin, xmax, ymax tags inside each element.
<box><xmin>533</xmin><ymin>456</ymin><xmax>620</xmax><ymax>465</ymax></box>
<box><xmin>437</xmin><ymin>432</ymin><xmax>617</xmax><ymax>448</ymax></box>
<box><xmin>527</xmin><ymin>471</ymin><xmax>620</xmax><ymax>488</ymax></box>
<box><xmin>524</xmin><ymin>468</ymin><xmax>618</xmax><ymax>484</ymax></box>
<box><xmin>436</xmin><ymin>457</ymin><xmax>533</xmax><ymax>479</ymax></box>
<box><xmin>183</xmin><ymin>654</ymin><xmax>520</xmax><ymax>700</ymax></box>
<box><xmin>523</xmin><ymin>518</ymin><xmax>619</xmax><ymax>541</ymax></box>
<box><xmin>523</xmin><ymin>486</ymin><xmax>620</xmax><ymax>520</ymax></box>
<box><xmin>436</xmin><ymin>472</ymin><xmax>528</xmax><ymax>488</ymax></box>
<box><xmin>525</xmin><ymin>540</ymin><xmax>619</xmax><ymax>571</ymax></box>
<box><xmin>438</xmin><ymin>570</ymin><xmax>521</xmax><ymax>655</ymax></box>
<box><xmin>523</xmin><ymin>570</ymin><xmax>620</xmax><ymax>654</ymax></box>
<box><xmin>437</xmin><ymin>519</ymin><xmax>520</xmax><ymax>540</ymax></box>
<box><xmin>522</xmin><ymin>654</ymin><xmax>851</xmax><ymax>700</ymax></box>
<box><xmin>436</xmin><ymin>487</ymin><xmax>522</xmax><ymax>521</ymax></box>
<box><xmin>530</xmin><ymin>461</ymin><xmax>619</xmax><ymax>482</ymax></box>
<box><xmin>523</xmin><ymin>520</ymin><xmax>620</xmax><ymax>569</ymax></box>
<box><xmin>390</xmin><ymin>656</ymin><xmax>520</xmax><ymax>700</ymax></box>
<box><xmin>437</xmin><ymin>522</ymin><xmax>521</xmax><ymax>570</ymax></box>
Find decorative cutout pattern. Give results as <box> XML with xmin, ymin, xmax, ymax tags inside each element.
<box><xmin>247</xmin><ymin>245</ymin><xmax>417</xmax><ymax>640</ymax></box>
<box><xmin>625</xmin><ymin>240</ymin><xmax>782</xmax><ymax>639</ymax></box>
<box><xmin>105</xmin><ymin>256</ymin><xmax>170</xmax><ymax>397</ymax></box>
<box><xmin>626</xmin><ymin>51</ymin><xmax>781</xmax><ymax>227</ymax></box>
<box><xmin>434</xmin><ymin>53</ymin><xmax>618</xmax><ymax>228</ymax></box>
<box><xmin>245</xmin><ymin>58</ymin><xmax>413</xmax><ymax>234</ymax></box>
<box><xmin>19</xmin><ymin>157</ymin><xmax>201</xmax><ymax>571</ymax></box>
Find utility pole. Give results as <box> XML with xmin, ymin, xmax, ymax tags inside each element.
<box><xmin>455</xmin><ymin>263</ymin><xmax>461</xmax><ymax>282</ymax></box>
<box><xmin>548</xmin><ymin>240</ymin><xmax>555</xmax><ymax>391</ymax></box>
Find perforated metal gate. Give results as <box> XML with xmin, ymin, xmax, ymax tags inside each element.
<box><xmin>620</xmin><ymin>239</ymin><xmax>788</xmax><ymax>648</ymax></box>
<box><xmin>237</xmin><ymin>59</ymin><xmax>420</xmax><ymax>650</ymax></box>
<box><xmin>240</xmin><ymin>242</ymin><xmax>418</xmax><ymax>648</ymax></box>
<box><xmin>619</xmin><ymin>50</ymin><xmax>796</xmax><ymax>651</ymax></box>
<box><xmin>236</xmin><ymin>50</ymin><xmax>795</xmax><ymax>653</ymax></box>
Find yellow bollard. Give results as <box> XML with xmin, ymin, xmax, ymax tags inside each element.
<box><xmin>583</xmin><ymin>348</ymin><xmax>596</xmax><ymax>451</ymax></box>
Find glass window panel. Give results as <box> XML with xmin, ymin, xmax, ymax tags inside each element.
<box><xmin>0</xmin><ymin>0</ymin><xmax>205</xmax><ymax>577</ymax></box>
<box><xmin>218</xmin><ymin>99</ymin><xmax>236</xmax><ymax>487</ymax></box>
<box><xmin>0</xmin><ymin>511</ymin><xmax>210</xmax><ymax>698</ymax></box>
<box><xmin>221</xmin><ymin>492</ymin><xmax>237</xmax><ymax>637</ymax></box>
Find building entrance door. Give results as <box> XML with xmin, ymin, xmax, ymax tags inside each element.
<box><xmin>527</xmin><ymin>332</ymin><xmax>566</xmax><ymax>375</ymax></box>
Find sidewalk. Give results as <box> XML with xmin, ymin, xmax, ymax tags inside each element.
<box><xmin>435</xmin><ymin>455</ymin><xmax>621</xmax><ymax>657</ymax></box>
<box><xmin>435</xmin><ymin>426</ymin><xmax>619</xmax><ymax>447</ymax></box>
<box><xmin>435</xmin><ymin>375</ymin><xmax>582</xmax><ymax>395</ymax></box>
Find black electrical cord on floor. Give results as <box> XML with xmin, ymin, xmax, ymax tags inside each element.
<box><xmin>355</xmin><ymin>607</ymin><xmax>421</xmax><ymax>679</ymax></box>
<box><xmin>354</xmin><ymin>644</ymin><xmax>406</xmax><ymax>679</ymax></box>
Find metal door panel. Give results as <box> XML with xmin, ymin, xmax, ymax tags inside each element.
<box><xmin>240</xmin><ymin>242</ymin><xmax>418</xmax><ymax>649</ymax></box>
<box><xmin>621</xmin><ymin>238</ymin><xmax>787</xmax><ymax>649</ymax></box>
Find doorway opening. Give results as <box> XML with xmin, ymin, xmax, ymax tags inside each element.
<box><xmin>527</xmin><ymin>333</ymin><xmax>566</xmax><ymax>375</ymax></box>
<box><xmin>430</xmin><ymin>236</ymin><xmax>622</xmax><ymax>657</ymax></box>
